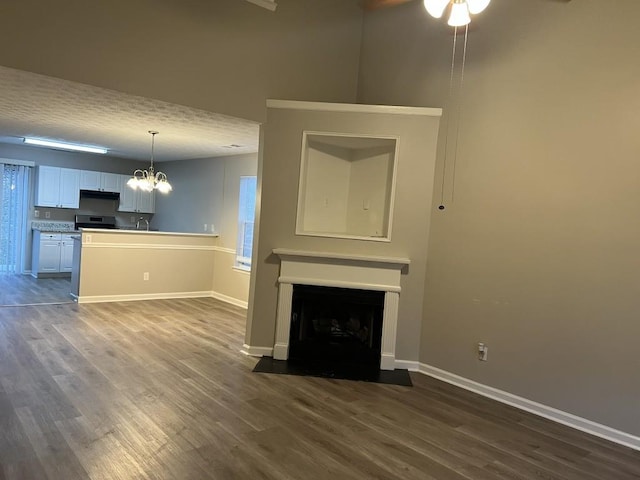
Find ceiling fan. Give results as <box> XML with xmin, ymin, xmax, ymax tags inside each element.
<box><xmin>363</xmin><ymin>0</ymin><xmax>571</xmax><ymax>27</ymax></box>
<box><xmin>363</xmin><ymin>0</ymin><xmax>571</xmax><ymax>9</ymax></box>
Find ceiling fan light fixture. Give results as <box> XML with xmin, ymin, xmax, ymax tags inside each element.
<box><xmin>466</xmin><ymin>0</ymin><xmax>490</xmax><ymax>15</ymax></box>
<box><xmin>423</xmin><ymin>0</ymin><xmax>450</xmax><ymax>18</ymax></box>
<box><xmin>447</xmin><ymin>0</ymin><xmax>471</xmax><ymax>26</ymax></box>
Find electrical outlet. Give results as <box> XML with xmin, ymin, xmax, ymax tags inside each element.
<box><xmin>143</xmin><ymin>272</ymin><xmax>149</xmax><ymax>281</ymax></box>
<box><xmin>34</xmin><ymin>210</ymin><xmax>40</xmax><ymax>218</ymax></box>
<box><xmin>210</xmin><ymin>224</ymin><xmax>215</xmax><ymax>233</ymax></box>
<box><xmin>478</xmin><ymin>342</ymin><xmax>488</xmax><ymax>361</ymax></box>
<box><xmin>204</xmin><ymin>223</ymin><xmax>208</xmax><ymax>232</ymax></box>
<box><xmin>130</xmin><ymin>216</ymin><xmax>135</xmax><ymax>223</ymax></box>
<box><xmin>45</xmin><ymin>211</ymin><xmax>50</xmax><ymax>219</ymax></box>
<box><xmin>85</xmin><ymin>235</ymin><xmax>92</xmax><ymax>243</ymax></box>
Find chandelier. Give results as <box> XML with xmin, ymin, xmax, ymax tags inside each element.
<box><xmin>424</xmin><ymin>0</ymin><xmax>490</xmax><ymax>26</ymax></box>
<box><xmin>127</xmin><ymin>131</ymin><xmax>172</xmax><ymax>194</ymax></box>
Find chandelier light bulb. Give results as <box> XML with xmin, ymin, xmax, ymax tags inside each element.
<box><xmin>448</xmin><ymin>1</ymin><xmax>471</xmax><ymax>27</ymax></box>
<box><xmin>423</xmin><ymin>0</ymin><xmax>450</xmax><ymax>19</ymax></box>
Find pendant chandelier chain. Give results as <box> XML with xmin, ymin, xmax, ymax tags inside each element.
<box><xmin>126</xmin><ymin>130</ymin><xmax>172</xmax><ymax>194</ymax></box>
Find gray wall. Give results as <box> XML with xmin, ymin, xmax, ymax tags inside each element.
<box><xmin>0</xmin><ymin>0</ymin><xmax>363</xmax><ymax>123</ymax></box>
<box><xmin>153</xmin><ymin>153</ymin><xmax>258</xmax><ymax>243</ymax></box>
<box><xmin>359</xmin><ymin>0</ymin><xmax>640</xmax><ymax>435</ymax></box>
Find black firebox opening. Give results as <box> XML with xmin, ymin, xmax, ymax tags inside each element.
<box><xmin>289</xmin><ymin>285</ymin><xmax>384</xmax><ymax>371</ymax></box>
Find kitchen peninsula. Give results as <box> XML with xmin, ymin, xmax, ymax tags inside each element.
<box><xmin>71</xmin><ymin>229</ymin><xmax>221</xmax><ymax>303</ymax></box>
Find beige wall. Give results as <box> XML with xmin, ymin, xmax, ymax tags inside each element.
<box><xmin>359</xmin><ymin>0</ymin><xmax>640</xmax><ymax>435</ymax></box>
<box><xmin>0</xmin><ymin>0</ymin><xmax>363</xmax><ymax>123</ymax></box>
<box><xmin>78</xmin><ymin>231</ymin><xmax>218</xmax><ymax>301</ymax></box>
<box><xmin>246</xmin><ymin>104</ymin><xmax>440</xmax><ymax>362</ymax></box>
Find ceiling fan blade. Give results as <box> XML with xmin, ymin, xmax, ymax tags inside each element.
<box><xmin>362</xmin><ymin>0</ymin><xmax>414</xmax><ymax>11</ymax></box>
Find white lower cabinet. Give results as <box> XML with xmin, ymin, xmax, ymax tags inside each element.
<box><xmin>32</xmin><ymin>232</ymin><xmax>76</xmax><ymax>277</ymax></box>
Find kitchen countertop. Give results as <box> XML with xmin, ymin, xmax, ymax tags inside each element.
<box><xmin>32</xmin><ymin>227</ymin><xmax>81</xmax><ymax>233</ymax></box>
<box><xmin>31</xmin><ymin>221</ymin><xmax>77</xmax><ymax>233</ymax></box>
<box><xmin>78</xmin><ymin>227</ymin><xmax>219</xmax><ymax>238</ymax></box>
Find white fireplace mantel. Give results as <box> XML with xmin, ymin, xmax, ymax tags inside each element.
<box><xmin>272</xmin><ymin>248</ymin><xmax>409</xmax><ymax>370</ymax></box>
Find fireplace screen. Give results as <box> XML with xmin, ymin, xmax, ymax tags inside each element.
<box><xmin>289</xmin><ymin>284</ymin><xmax>384</xmax><ymax>369</ymax></box>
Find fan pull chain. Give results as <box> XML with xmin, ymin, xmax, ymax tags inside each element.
<box><xmin>438</xmin><ymin>25</ymin><xmax>459</xmax><ymax>210</ymax></box>
<box><xmin>450</xmin><ymin>23</ymin><xmax>469</xmax><ymax>205</ymax></box>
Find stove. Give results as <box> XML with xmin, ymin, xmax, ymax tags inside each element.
<box><xmin>74</xmin><ymin>215</ymin><xmax>117</xmax><ymax>230</ymax></box>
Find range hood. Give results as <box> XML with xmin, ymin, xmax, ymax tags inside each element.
<box><xmin>80</xmin><ymin>189</ymin><xmax>120</xmax><ymax>201</ymax></box>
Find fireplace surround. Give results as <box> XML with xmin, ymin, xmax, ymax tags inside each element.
<box><xmin>273</xmin><ymin>248</ymin><xmax>409</xmax><ymax>370</ymax></box>
<box><xmin>289</xmin><ymin>284</ymin><xmax>385</xmax><ymax>369</ymax></box>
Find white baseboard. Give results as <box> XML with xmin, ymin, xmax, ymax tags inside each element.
<box><xmin>241</xmin><ymin>344</ymin><xmax>274</xmax><ymax>357</ymax></box>
<box><xmin>394</xmin><ymin>359</ymin><xmax>420</xmax><ymax>371</ymax></box>
<box><xmin>77</xmin><ymin>291</ymin><xmax>213</xmax><ymax>304</ymax></box>
<box><xmin>209</xmin><ymin>291</ymin><xmax>248</xmax><ymax>309</ymax></box>
<box><xmin>418</xmin><ymin>363</ymin><xmax>640</xmax><ymax>452</ymax></box>
<box><xmin>76</xmin><ymin>290</ymin><xmax>248</xmax><ymax>308</ymax></box>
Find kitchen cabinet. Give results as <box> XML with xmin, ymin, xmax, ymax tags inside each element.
<box><xmin>35</xmin><ymin>166</ymin><xmax>80</xmax><ymax>208</ymax></box>
<box><xmin>80</xmin><ymin>170</ymin><xmax>121</xmax><ymax>193</ymax></box>
<box><xmin>118</xmin><ymin>174</ymin><xmax>155</xmax><ymax>213</ymax></box>
<box><xmin>31</xmin><ymin>232</ymin><xmax>75</xmax><ymax>277</ymax></box>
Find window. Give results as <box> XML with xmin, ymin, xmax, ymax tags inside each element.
<box><xmin>236</xmin><ymin>176</ymin><xmax>257</xmax><ymax>270</ymax></box>
<box><xmin>1</xmin><ymin>162</ymin><xmax>31</xmax><ymax>274</ymax></box>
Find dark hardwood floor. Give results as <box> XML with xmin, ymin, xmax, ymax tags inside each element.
<box><xmin>0</xmin><ymin>274</ymin><xmax>73</xmax><ymax>306</ymax></box>
<box><xmin>0</xmin><ymin>297</ymin><xmax>638</xmax><ymax>479</ymax></box>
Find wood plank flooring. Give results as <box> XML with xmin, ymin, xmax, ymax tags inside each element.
<box><xmin>0</xmin><ymin>297</ymin><xmax>638</xmax><ymax>479</ymax></box>
<box><xmin>0</xmin><ymin>274</ymin><xmax>73</xmax><ymax>306</ymax></box>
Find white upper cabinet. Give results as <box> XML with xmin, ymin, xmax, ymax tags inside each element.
<box><xmin>118</xmin><ymin>174</ymin><xmax>155</xmax><ymax>213</ymax></box>
<box><xmin>101</xmin><ymin>173</ymin><xmax>121</xmax><ymax>193</ymax></box>
<box><xmin>80</xmin><ymin>170</ymin><xmax>122</xmax><ymax>193</ymax></box>
<box><xmin>79</xmin><ymin>170</ymin><xmax>101</xmax><ymax>190</ymax></box>
<box><xmin>35</xmin><ymin>166</ymin><xmax>80</xmax><ymax>208</ymax></box>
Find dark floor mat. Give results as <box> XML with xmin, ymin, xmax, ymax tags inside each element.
<box><xmin>252</xmin><ymin>357</ymin><xmax>412</xmax><ymax>386</ymax></box>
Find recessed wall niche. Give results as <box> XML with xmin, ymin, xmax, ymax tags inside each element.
<box><xmin>296</xmin><ymin>131</ymin><xmax>398</xmax><ymax>241</ymax></box>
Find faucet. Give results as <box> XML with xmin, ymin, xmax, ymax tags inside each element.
<box><xmin>136</xmin><ymin>217</ymin><xmax>149</xmax><ymax>231</ymax></box>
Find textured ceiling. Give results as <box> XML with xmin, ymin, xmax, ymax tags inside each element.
<box><xmin>0</xmin><ymin>66</ymin><xmax>260</xmax><ymax>162</ymax></box>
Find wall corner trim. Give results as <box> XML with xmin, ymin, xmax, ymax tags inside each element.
<box><xmin>241</xmin><ymin>344</ymin><xmax>274</xmax><ymax>357</ymax></box>
<box><xmin>245</xmin><ymin>0</ymin><xmax>277</xmax><ymax>11</ymax></box>
<box><xmin>266</xmin><ymin>99</ymin><xmax>442</xmax><ymax>117</ymax></box>
<box><xmin>418</xmin><ymin>363</ymin><xmax>640</xmax><ymax>452</ymax></box>
<box><xmin>210</xmin><ymin>291</ymin><xmax>248</xmax><ymax>309</ymax></box>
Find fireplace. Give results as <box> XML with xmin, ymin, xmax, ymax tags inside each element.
<box><xmin>289</xmin><ymin>285</ymin><xmax>384</xmax><ymax>370</ymax></box>
<box><xmin>273</xmin><ymin>249</ymin><xmax>409</xmax><ymax>370</ymax></box>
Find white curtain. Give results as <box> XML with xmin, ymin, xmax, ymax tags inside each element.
<box><xmin>0</xmin><ymin>163</ymin><xmax>31</xmax><ymax>274</ymax></box>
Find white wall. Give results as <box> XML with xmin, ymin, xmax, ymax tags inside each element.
<box><xmin>346</xmin><ymin>148</ymin><xmax>393</xmax><ymax>237</ymax></box>
<box><xmin>302</xmin><ymin>144</ymin><xmax>351</xmax><ymax>234</ymax></box>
